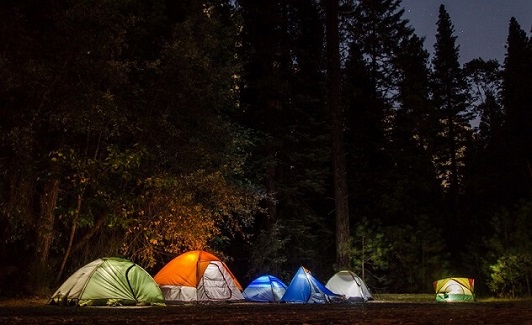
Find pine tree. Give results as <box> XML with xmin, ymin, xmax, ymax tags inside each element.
<box><xmin>324</xmin><ymin>0</ymin><xmax>350</xmax><ymax>270</ymax></box>
<box><xmin>343</xmin><ymin>1</ymin><xmax>439</xmax><ymax>282</ymax></box>
<box><xmin>501</xmin><ymin>18</ymin><xmax>532</xmax><ymax>197</ymax></box>
<box><xmin>463</xmin><ymin>58</ymin><xmax>503</xmax><ymax>148</ymax></box>
<box><xmin>344</xmin><ymin>0</ymin><xmax>419</xmax><ymax>223</ymax></box>
<box><xmin>430</xmin><ymin>5</ymin><xmax>473</xmax><ymax>259</ymax></box>
<box><xmin>393</xmin><ymin>34</ymin><xmax>442</xmax><ymax>225</ymax></box>
<box><xmin>349</xmin><ymin>0</ymin><xmax>414</xmax><ymax>103</ymax></box>
<box><xmin>477</xmin><ymin>18</ymin><xmax>532</xmax><ymax>298</ymax></box>
<box><xmin>238</xmin><ymin>0</ymin><xmax>335</xmax><ymax>276</ymax></box>
<box><xmin>343</xmin><ymin>0</ymin><xmax>431</xmax><ymax>234</ymax></box>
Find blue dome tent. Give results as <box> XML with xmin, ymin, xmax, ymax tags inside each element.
<box><xmin>243</xmin><ymin>275</ymin><xmax>287</xmax><ymax>302</ymax></box>
<box><xmin>280</xmin><ymin>266</ymin><xmax>342</xmax><ymax>304</ymax></box>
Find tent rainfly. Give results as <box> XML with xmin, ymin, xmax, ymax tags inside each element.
<box><xmin>280</xmin><ymin>266</ymin><xmax>342</xmax><ymax>304</ymax></box>
<box><xmin>326</xmin><ymin>270</ymin><xmax>373</xmax><ymax>302</ymax></box>
<box><xmin>243</xmin><ymin>275</ymin><xmax>287</xmax><ymax>302</ymax></box>
<box><xmin>154</xmin><ymin>250</ymin><xmax>244</xmax><ymax>303</ymax></box>
<box><xmin>48</xmin><ymin>257</ymin><xmax>165</xmax><ymax>306</ymax></box>
<box><xmin>433</xmin><ymin>277</ymin><xmax>475</xmax><ymax>302</ymax></box>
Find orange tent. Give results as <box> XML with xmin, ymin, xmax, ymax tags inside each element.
<box><xmin>154</xmin><ymin>250</ymin><xmax>244</xmax><ymax>302</ymax></box>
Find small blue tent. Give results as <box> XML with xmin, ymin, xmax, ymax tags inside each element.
<box><xmin>280</xmin><ymin>266</ymin><xmax>342</xmax><ymax>304</ymax></box>
<box><xmin>243</xmin><ymin>275</ymin><xmax>287</xmax><ymax>302</ymax></box>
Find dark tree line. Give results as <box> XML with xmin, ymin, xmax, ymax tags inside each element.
<box><xmin>0</xmin><ymin>0</ymin><xmax>530</xmax><ymax>297</ymax></box>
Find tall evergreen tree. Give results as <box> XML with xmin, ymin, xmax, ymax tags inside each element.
<box><xmin>430</xmin><ymin>5</ymin><xmax>473</xmax><ymax>261</ymax></box>
<box><xmin>393</xmin><ymin>34</ymin><xmax>441</xmax><ymax>224</ymax></box>
<box><xmin>501</xmin><ymin>18</ymin><xmax>532</xmax><ymax>198</ymax></box>
<box><xmin>344</xmin><ymin>0</ymin><xmax>418</xmax><ymax>227</ymax></box>
<box><xmin>474</xmin><ymin>19</ymin><xmax>532</xmax><ymax>297</ymax></box>
<box><xmin>343</xmin><ymin>40</ymin><xmax>383</xmax><ymax>224</ymax></box>
<box><xmin>349</xmin><ymin>0</ymin><xmax>414</xmax><ymax>104</ymax></box>
<box><xmin>238</xmin><ymin>0</ymin><xmax>334</xmax><ymax>278</ymax></box>
<box><xmin>461</xmin><ymin>58</ymin><xmax>504</xmax><ymax>231</ymax></box>
<box><xmin>462</xmin><ymin>20</ymin><xmax>531</xmax><ymax>236</ymax></box>
<box><xmin>463</xmin><ymin>58</ymin><xmax>503</xmax><ymax>148</ymax></box>
<box><xmin>390</xmin><ymin>34</ymin><xmax>448</xmax><ymax>292</ymax></box>
<box><xmin>324</xmin><ymin>0</ymin><xmax>350</xmax><ymax>270</ymax></box>
<box><xmin>341</xmin><ymin>1</ymin><xmax>449</xmax><ymax>289</ymax></box>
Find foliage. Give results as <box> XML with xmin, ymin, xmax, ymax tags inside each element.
<box><xmin>500</xmin><ymin>18</ymin><xmax>532</xmax><ymax>203</ymax></box>
<box><xmin>347</xmin><ymin>0</ymin><xmax>415</xmax><ymax>102</ymax></box>
<box><xmin>489</xmin><ymin>254</ymin><xmax>532</xmax><ymax>298</ymax></box>
<box><xmin>0</xmin><ymin>0</ymin><xmax>531</xmax><ymax>299</ymax></box>
<box><xmin>122</xmin><ymin>167</ymin><xmax>263</xmax><ymax>270</ymax></box>
<box><xmin>246</xmin><ymin>221</ymin><xmax>291</xmax><ymax>281</ymax></box>
<box><xmin>430</xmin><ymin>5</ymin><xmax>476</xmax><ymax>264</ymax></box>
<box><xmin>0</xmin><ymin>0</ymin><xmax>265</xmax><ymax>293</ymax></box>
<box><xmin>463</xmin><ymin>58</ymin><xmax>503</xmax><ymax>148</ymax></box>
<box><xmin>484</xmin><ymin>199</ymin><xmax>532</xmax><ymax>297</ymax></box>
<box><xmin>351</xmin><ymin>216</ymin><xmax>449</xmax><ymax>294</ymax></box>
<box><xmin>237</xmin><ymin>0</ymin><xmax>334</xmax><ymax>278</ymax></box>
<box><xmin>350</xmin><ymin>218</ymin><xmax>391</xmax><ymax>291</ymax></box>
<box><xmin>430</xmin><ymin>5</ymin><xmax>473</xmax><ymax>195</ymax></box>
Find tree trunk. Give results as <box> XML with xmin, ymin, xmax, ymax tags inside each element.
<box><xmin>37</xmin><ymin>177</ymin><xmax>60</xmax><ymax>264</ymax></box>
<box><xmin>56</xmin><ymin>193</ymin><xmax>82</xmax><ymax>283</ymax></box>
<box><xmin>266</xmin><ymin>164</ymin><xmax>278</xmax><ymax>226</ymax></box>
<box><xmin>324</xmin><ymin>0</ymin><xmax>350</xmax><ymax>269</ymax></box>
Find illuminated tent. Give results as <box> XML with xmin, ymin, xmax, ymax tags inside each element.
<box><xmin>154</xmin><ymin>250</ymin><xmax>244</xmax><ymax>302</ymax></box>
<box><xmin>243</xmin><ymin>275</ymin><xmax>287</xmax><ymax>302</ymax></box>
<box><xmin>325</xmin><ymin>270</ymin><xmax>373</xmax><ymax>302</ymax></box>
<box><xmin>433</xmin><ymin>277</ymin><xmax>475</xmax><ymax>302</ymax></box>
<box><xmin>280</xmin><ymin>266</ymin><xmax>342</xmax><ymax>304</ymax></box>
<box><xmin>48</xmin><ymin>257</ymin><xmax>165</xmax><ymax>306</ymax></box>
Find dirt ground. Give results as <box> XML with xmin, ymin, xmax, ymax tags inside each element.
<box><xmin>0</xmin><ymin>299</ymin><xmax>531</xmax><ymax>324</ymax></box>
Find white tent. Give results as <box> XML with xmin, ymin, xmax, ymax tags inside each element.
<box><xmin>325</xmin><ymin>270</ymin><xmax>373</xmax><ymax>302</ymax></box>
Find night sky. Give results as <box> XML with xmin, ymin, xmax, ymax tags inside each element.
<box><xmin>401</xmin><ymin>0</ymin><xmax>532</xmax><ymax>64</ymax></box>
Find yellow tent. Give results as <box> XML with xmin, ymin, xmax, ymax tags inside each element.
<box><xmin>154</xmin><ymin>250</ymin><xmax>243</xmax><ymax>302</ymax></box>
<box><xmin>433</xmin><ymin>277</ymin><xmax>475</xmax><ymax>302</ymax></box>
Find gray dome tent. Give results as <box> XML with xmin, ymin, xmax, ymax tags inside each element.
<box><xmin>325</xmin><ymin>270</ymin><xmax>373</xmax><ymax>302</ymax></box>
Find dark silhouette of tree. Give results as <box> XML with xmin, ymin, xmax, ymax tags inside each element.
<box><xmin>348</xmin><ymin>0</ymin><xmax>413</xmax><ymax>102</ymax></box>
<box><xmin>0</xmin><ymin>0</ymin><xmax>263</xmax><ymax>294</ymax></box>
<box><xmin>472</xmin><ymin>19</ymin><xmax>532</xmax><ymax>297</ymax></box>
<box><xmin>501</xmin><ymin>17</ymin><xmax>532</xmax><ymax>197</ymax></box>
<box><xmin>393</xmin><ymin>34</ymin><xmax>441</xmax><ymax>225</ymax></box>
<box><xmin>461</xmin><ymin>58</ymin><xmax>504</xmax><ymax>234</ymax></box>
<box><xmin>238</xmin><ymin>0</ymin><xmax>334</xmax><ymax>279</ymax></box>
<box><xmin>2</xmin><ymin>0</ymin><xmax>531</xmax><ymax>299</ymax></box>
<box><xmin>430</xmin><ymin>4</ymin><xmax>473</xmax><ymax>260</ymax></box>
<box><xmin>463</xmin><ymin>58</ymin><xmax>503</xmax><ymax>147</ymax></box>
<box><xmin>324</xmin><ymin>0</ymin><xmax>350</xmax><ymax>270</ymax></box>
<box><xmin>1</xmin><ymin>0</ymin><xmax>137</xmax><ymax>282</ymax></box>
<box><xmin>344</xmin><ymin>0</ymin><xmax>418</xmax><ymax>228</ymax></box>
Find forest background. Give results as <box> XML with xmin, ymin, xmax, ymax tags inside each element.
<box><xmin>1</xmin><ymin>0</ymin><xmax>530</xmax><ymax>299</ymax></box>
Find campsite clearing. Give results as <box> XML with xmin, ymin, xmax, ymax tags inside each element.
<box><xmin>0</xmin><ymin>297</ymin><xmax>531</xmax><ymax>324</ymax></box>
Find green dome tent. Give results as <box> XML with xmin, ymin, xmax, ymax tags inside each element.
<box><xmin>48</xmin><ymin>257</ymin><xmax>165</xmax><ymax>306</ymax></box>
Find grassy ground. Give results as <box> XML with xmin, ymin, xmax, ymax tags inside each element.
<box><xmin>0</xmin><ymin>294</ymin><xmax>531</xmax><ymax>324</ymax></box>
<box><xmin>2</xmin><ymin>293</ymin><xmax>531</xmax><ymax>305</ymax></box>
<box><xmin>2</xmin><ymin>293</ymin><xmax>531</xmax><ymax>306</ymax></box>
<box><xmin>372</xmin><ymin>293</ymin><xmax>436</xmax><ymax>302</ymax></box>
